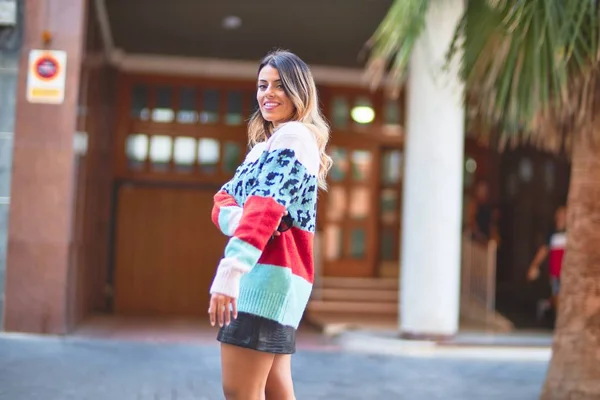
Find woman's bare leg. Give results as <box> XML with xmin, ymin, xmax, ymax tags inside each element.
<box><xmin>221</xmin><ymin>343</ymin><xmax>275</xmax><ymax>400</ymax></box>
<box><xmin>265</xmin><ymin>354</ymin><xmax>295</xmax><ymax>400</ymax></box>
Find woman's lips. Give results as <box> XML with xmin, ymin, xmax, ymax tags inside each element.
<box><xmin>263</xmin><ymin>102</ymin><xmax>280</xmax><ymax>111</ymax></box>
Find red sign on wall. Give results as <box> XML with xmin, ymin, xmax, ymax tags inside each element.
<box><xmin>26</xmin><ymin>50</ymin><xmax>67</xmax><ymax>104</ymax></box>
<box><xmin>34</xmin><ymin>56</ymin><xmax>60</xmax><ymax>80</ymax></box>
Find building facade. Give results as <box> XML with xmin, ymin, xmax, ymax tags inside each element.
<box><xmin>0</xmin><ymin>0</ymin><xmax>22</xmax><ymax>326</ymax></box>
<box><xmin>0</xmin><ymin>0</ymin><xmax>570</xmax><ymax>336</ymax></box>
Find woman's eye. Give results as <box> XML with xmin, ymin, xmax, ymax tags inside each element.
<box><xmin>258</xmin><ymin>85</ymin><xmax>267</xmax><ymax>90</ymax></box>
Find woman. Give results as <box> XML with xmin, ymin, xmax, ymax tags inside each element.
<box><xmin>209</xmin><ymin>50</ymin><xmax>332</xmax><ymax>400</ymax></box>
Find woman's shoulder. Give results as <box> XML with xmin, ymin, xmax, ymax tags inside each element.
<box><xmin>274</xmin><ymin>121</ymin><xmax>316</xmax><ymax>140</ymax></box>
<box><xmin>271</xmin><ymin>121</ymin><xmax>318</xmax><ymax>152</ymax></box>
<box><xmin>244</xmin><ymin>141</ymin><xmax>267</xmax><ymax>163</ymax></box>
<box><xmin>267</xmin><ymin>123</ymin><xmax>318</xmax><ymax>175</ymax></box>
<box><xmin>278</xmin><ymin>120</ymin><xmax>312</xmax><ymax>131</ymax></box>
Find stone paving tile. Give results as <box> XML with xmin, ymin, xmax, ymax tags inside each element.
<box><xmin>0</xmin><ymin>334</ymin><xmax>547</xmax><ymax>400</ymax></box>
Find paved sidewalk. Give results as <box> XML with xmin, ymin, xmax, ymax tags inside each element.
<box><xmin>0</xmin><ymin>333</ymin><xmax>547</xmax><ymax>400</ymax></box>
<box><xmin>337</xmin><ymin>329</ymin><xmax>553</xmax><ymax>361</ymax></box>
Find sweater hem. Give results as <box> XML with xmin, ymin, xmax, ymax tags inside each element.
<box><xmin>237</xmin><ymin>287</ymin><xmax>303</xmax><ymax>328</ymax></box>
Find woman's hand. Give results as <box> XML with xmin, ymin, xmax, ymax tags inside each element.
<box><xmin>272</xmin><ymin>210</ymin><xmax>289</xmax><ymax>237</ymax></box>
<box><xmin>208</xmin><ymin>293</ymin><xmax>237</xmax><ymax>327</ymax></box>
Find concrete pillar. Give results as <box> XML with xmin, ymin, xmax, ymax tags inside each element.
<box><xmin>400</xmin><ymin>0</ymin><xmax>465</xmax><ymax>338</ymax></box>
<box><xmin>3</xmin><ymin>0</ymin><xmax>87</xmax><ymax>334</ymax></box>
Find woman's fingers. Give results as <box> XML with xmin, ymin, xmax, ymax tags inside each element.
<box><xmin>209</xmin><ymin>294</ymin><xmax>237</xmax><ymax>327</ymax></box>
<box><xmin>217</xmin><ymin>296</ymin><xmax>226</xmax><ymax>327</ymax></box>
<box><xmin>208</xmin><ymin>296</ymin><xmax>217</xmax><ymax>326</ymax></box>
<box><xmin>209</xmin><ymin>294</ymin><xmax>226</xmax><ymax>327</ymax></box>
<box><xmin>232</xmin><ymin>298</ymin><xmax>238</xmax><ymax>320</ymax></box>
<box><xmin>273</xmin><ymin>210</ymin><xmax>289</xmax><ymax>237</ymax></box>
<box><xmin>224</xmin><ymin>299</ymin><xmax>232</xmax><ymax>326</ymax></box>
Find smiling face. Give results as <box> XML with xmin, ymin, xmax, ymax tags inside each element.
<box><xmin>257</xmin><ymin>65</ymin><xmax>295</xmax><ymax>128</ymax></box>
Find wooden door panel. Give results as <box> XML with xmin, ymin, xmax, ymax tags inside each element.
<box><xmin>321</xmin><ymin>143</ymin><xmax>379</xmax><ymax>277</ymax></box>
<box><xmin>114</xmin><ymin>184</ymin><xmax>226</xmax><ymax>316</ymax></box>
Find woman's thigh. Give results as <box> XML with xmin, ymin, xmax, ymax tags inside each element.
<box><xmin>221</xmin><ymin>343</ymin><xmax>275</xmax><ymax>400</ymax></box>
<box><xmin>265</xmin><ymin>354</ymin><xmax>295</xmax><ymax>400</ymax></box>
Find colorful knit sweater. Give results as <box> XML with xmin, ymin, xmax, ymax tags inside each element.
<box><xmin>210</xmin><ymin>121</ymin><xmax>319</xmax><ymax>329</ymax></box>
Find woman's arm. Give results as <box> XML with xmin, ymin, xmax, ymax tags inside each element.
<box><xmin>209</xmin><ymin>122</ymin><xmax>319</xmax><ymax>299</ymax></box>
<box><xmin>211</xmin><ymin>189</ymin><xmax>243</xmax><ymax>237</ymax></box>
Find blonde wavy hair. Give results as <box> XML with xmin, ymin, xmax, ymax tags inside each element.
<box><xmin>248</xmin><ymin>50</ymin><xmax>332</xmax><ymax>190</ymax></box>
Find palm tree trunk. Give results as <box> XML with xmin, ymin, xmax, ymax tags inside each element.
<box><xmin>541</xmin><ymin>127</ymin><xmax>600</xmax><ymax>399</ymax></box>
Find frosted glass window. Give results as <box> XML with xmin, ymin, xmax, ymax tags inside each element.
<box><xmin>198</xmin><ymin>138</ymin><xmax>220</xmax><ymax>174</ymax></box>
<box><xmin>174</xmin><ymin>137</ymin><xmax>196</xmax><ymax>165</ymax></box>
<box><xmin>149</xmin><ymin>136</ymin><xmax>172</xmax><ymax>163</ymax></box>
<box><xmin>126</xmin><ymin>134</ymin><xmax>148</xmax><ymax>161</ymax></box>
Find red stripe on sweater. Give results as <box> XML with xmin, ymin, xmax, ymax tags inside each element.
<box><xmin>233</xmin><ymin>196</ymin><xmax>286</xmax><ymax>251</ymax></box>
<box><xmin>212</xmin><ymin>190</ymin><xmax>239</xmax><ymax>227</ymax></box>
<box><xmin>258</xmin><ymin>227</ymin><xmax>314</xmax><ymax>284</ymax></box>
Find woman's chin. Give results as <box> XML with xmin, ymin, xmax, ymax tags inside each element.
<box><xmin>260</xmin><ymin>113</ymin><xmax>291</xmax><ymax>127</ymax></box>
<box><xmin>261</xmin><ymin>112</ymin><xmax>278</xmax><ymax>122</ymax></box>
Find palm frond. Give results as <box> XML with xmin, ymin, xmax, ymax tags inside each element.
<box><xmin>449</xmin><ymin>1</ymin><xmax>569</xmax><ymax>136</ymax></box>
<box><xmin>366</xmin><ymin>0</ymin><xmax>600</xmax><ymax>153</ymax></box>
<box><xmin>363</xmin><ymin>0</ymin><xmax>430</xmax><ymax>94</ymax></box>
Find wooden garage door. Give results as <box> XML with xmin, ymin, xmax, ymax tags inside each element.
<box><xmin>113</xmin><ymin>184</ymin><xmax>227</xmax><ymax>316</ymax></box>
<box><xmin>111</xmin><ymin>75</ymin><xmax>251</xmax><ymax>316</ymax></box>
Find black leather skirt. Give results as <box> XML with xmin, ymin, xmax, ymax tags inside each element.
<box><xmin>217</xmin><ymin>312</ymin><xmax>296</xmax><ymax>354</ymax></box>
